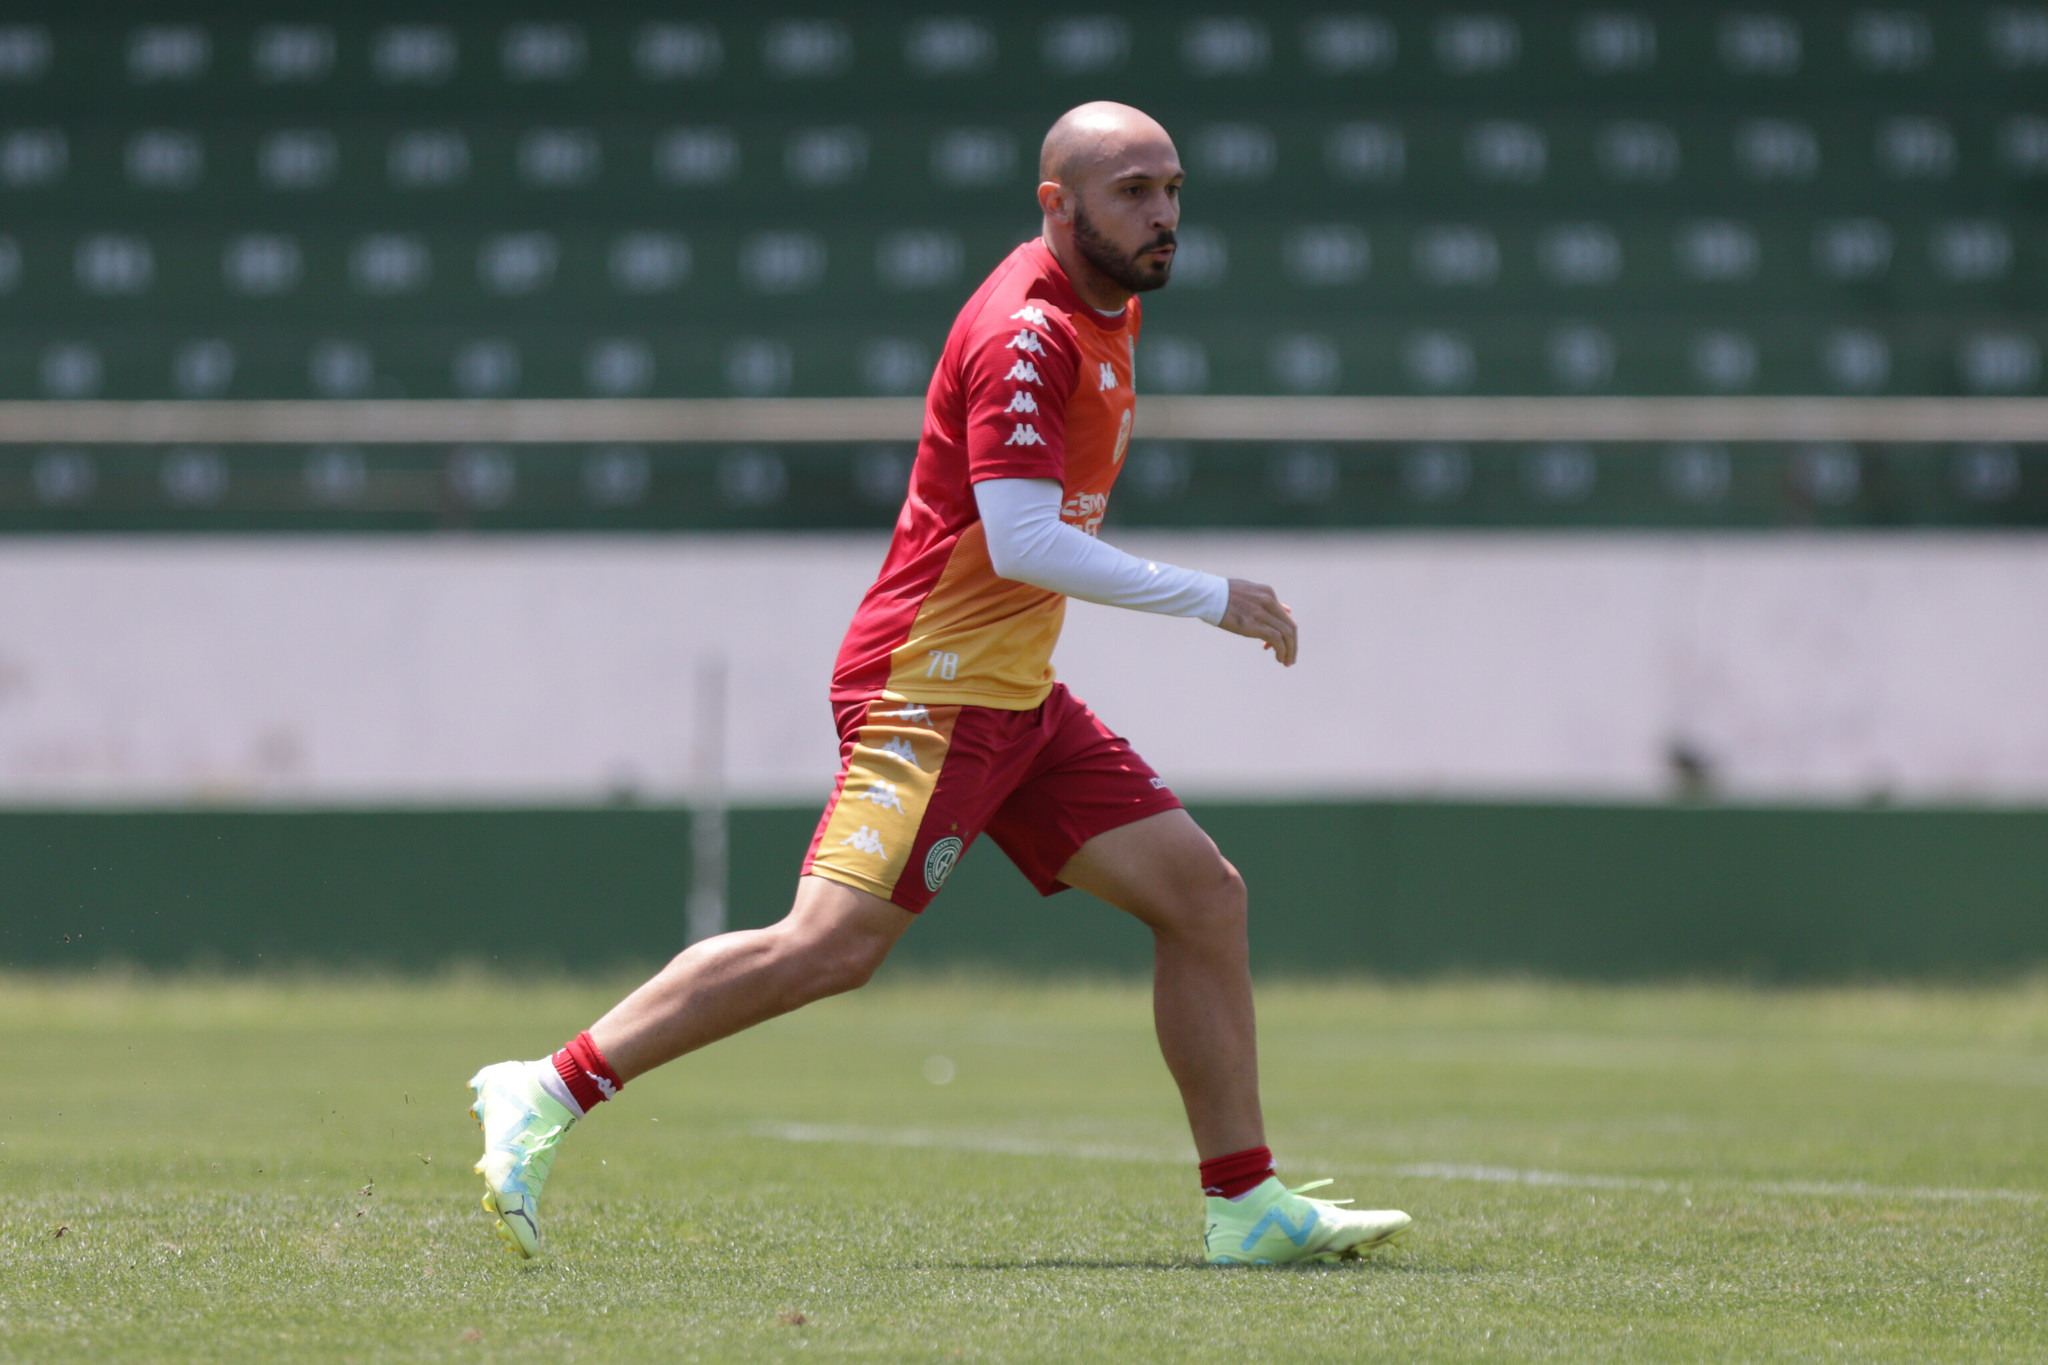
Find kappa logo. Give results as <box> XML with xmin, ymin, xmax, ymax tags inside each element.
<box><xmin>1006</xmin><ymin>329</ymin><xmax>1046</xmax><ymax>355</ymax></box>
<box><xmin>840</xmin><ymin>824</ymin><xmax>886</xmax><ymax>857</ymax></box>
<box><xmin>879</xmin><ymin>735</ymin><xmax>919</xmax><ymax>767</ymax></box>
<box><xmin>859</xmin><ymin>780</ymin><xmax>907</xmax><ymax>814</ymax></box>
<box><xmin>890</xmin><ymin>703</ymin><xmax>931</xmax><ymax>725</ymax></box>
<box><xmin>1005</xmin><ymin>424</ymin><xmax>1046</xmax><ymax>446</ymax></box>
<box><xmin>586</xmin><ymin>1070</ymin><xmax>618</xmax><ymax>1100</ymax></box>
<box><xmin>923</xmin><ymin>835</ymin><xmax>964</xmax><ymax>892</ymax></box>
<box><xmin>1098</xmin><ymin>361</ymin><xmax>1118</xmax><ymax>390</ymax></box>
<box><xmin>1005</xmin><ymin>360</ymin><xmax>1043</xmax><ymax>385</ymax></box>
<box><xmin>1005</xmin><ymin>391</ymin><xmax>1039</xmax><ymax>414</ymax></box>
<box><xmin>1113</xmin><ymin>408</ymin><xmax>1132</xmax><ymax>464</ymax></box>
<box><xmin>1010</xmin><ymin>306</ymin><xmax>1048</xmax><ymax>326</ymax></box>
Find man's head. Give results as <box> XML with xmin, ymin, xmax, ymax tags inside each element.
<box><xmin>1037</xmin><ymin>102</ymin><xmax>1183</xmax><ymax>307</ymax></box>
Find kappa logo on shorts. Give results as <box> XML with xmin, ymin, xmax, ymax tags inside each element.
<box><xmin>859</xmin><ymin>779</ymin><xmax>907</xmax><ymax>814</ymax></box>
<box><xmin>841</xmin><ymin>825</ymin><xmax>887</xmax><ymax>858</ymax></box>
<box><xmin>923</xmin><ymin>836</ymin><xmax>964</xmax><ymax>893</ymax></box>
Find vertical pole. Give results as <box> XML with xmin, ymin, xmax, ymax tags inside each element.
<box><xmin>686</xmin><ymin>656</ymin><xmax>728</xmax><ymax>945</ymax></box>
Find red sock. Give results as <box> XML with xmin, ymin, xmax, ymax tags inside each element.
<box><xmin>551</xmin><ymin>1031</ymin><xmax>624</xmax><ymax>1112</ymax></box>
<box><xmin>1200</xmin><ymin>1145</ymin><xmax>1274</xmax><ymax>1199</ymax></box>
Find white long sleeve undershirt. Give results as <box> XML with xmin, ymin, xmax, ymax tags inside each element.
<box><xmin>972</xmin><ymin>478</ymin><xmax>1230</xmax><ymax>626</ymax></box>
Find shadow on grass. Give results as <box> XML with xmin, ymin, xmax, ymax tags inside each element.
<box><xmin>939</xmin><ymin>1257</ymin><xmax>1417</xmax><ymax>1274</ymax></box>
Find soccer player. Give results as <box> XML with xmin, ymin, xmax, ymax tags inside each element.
<box><xmin>468</xmin><ymin>102</ymin><xmax>1411</xmax><ymax>1266</ymax></box>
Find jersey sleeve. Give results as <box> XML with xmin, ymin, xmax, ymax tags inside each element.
<box><xmin>975</xmin><ymin>478</ymin><xmax>1231</xmax><ymax>623</ymax></box>
<box><xmin>962</xmin><ymin>306</ymin><xmax>1081</xmax><ymax>484</ymax></box>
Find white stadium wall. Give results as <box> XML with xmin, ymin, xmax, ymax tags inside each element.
<box><xmin>1</xmin><ymin>533</ymin><xmax>2045</xmax><ymax>807</ymax></box>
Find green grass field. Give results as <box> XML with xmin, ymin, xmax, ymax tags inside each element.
<box><xmin>4</xmin><ymin>971</ymin><xmax>2046</xmax><ymax>1363</ymax></box>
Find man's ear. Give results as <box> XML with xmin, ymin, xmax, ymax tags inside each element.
<box><xmin>1037</xmin><ymin>180</ymin><xmax>1073</xmax><ymax>223</ymax></box>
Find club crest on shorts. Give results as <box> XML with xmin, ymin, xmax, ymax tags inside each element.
<box><xmin>923</xmin><ymin>835</ymin><xmax>964</xmax><ymax>892</ymax></box>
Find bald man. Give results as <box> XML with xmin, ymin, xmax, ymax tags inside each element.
<box><xmin>466</xmin><ymin>102</ymin><xmax>1411</xmax><ymax>1267</ymax></box>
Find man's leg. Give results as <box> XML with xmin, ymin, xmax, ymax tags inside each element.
<box><xmin>1052</xmin><ymin>808</ymin><xmax>1263</xmax><ymax>1160</ymax></box>
<box><xmin>591</xmin><ymin>875</ymin><xmax>914</xmax><ymax>1080</ymax></box>
<box><xmin>468</xmin><ymin>874</ymin><xmax>911</xmax><ymax>1257</ymax></box>
<box><xmin>1053</xmin><ymin>807</ymin><xmax>1413</xmax><ymax>1262</ymax></box>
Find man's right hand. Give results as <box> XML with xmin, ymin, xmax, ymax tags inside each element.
<box><xmin>1217</xmin><ymin>579</ymin><xmax>1298</xmax><ymax>667</ymax></box>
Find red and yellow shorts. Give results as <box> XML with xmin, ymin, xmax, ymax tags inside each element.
<box><xmin>802</xmin><ymin>683</ymin><xmax>1183</xmax><ymax>913</ymax></box>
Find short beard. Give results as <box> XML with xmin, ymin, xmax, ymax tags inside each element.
<box><xmin>1072</xmin><ymin>201</ymin><xmax>1174</xmax><ymax>294</ymax></box>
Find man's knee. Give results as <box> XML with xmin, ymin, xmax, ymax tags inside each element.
<box><xmin>818</xmin><ymin>926</ymin><xmax>892</xmax><ymax>994</ymax></box>
<box><xmin>1200</xmin><ymin>856</ymin><xmax>1250</xmax><ymax>931</ymax></box>
<box><xmin>774</xmin><ymin>912</ymin><xmax>896</xmax><ymax>998</ymax></box>
<box><xmin>1151</xmin><ymin>849</ymin><xmax>1248</xmax><ymax>941</ymax></box>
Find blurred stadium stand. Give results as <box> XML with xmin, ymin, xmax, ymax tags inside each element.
<box><xmin>0</xmin><ymin>4</ymin><xmax>2045</xmax><ymax>528</ymax></box>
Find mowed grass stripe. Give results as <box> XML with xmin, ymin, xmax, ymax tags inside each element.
<box><xmin>747</xmin><ymin>1120</ymin><xmax>2048</xmax><ymax>1204</ymax></box>
<box><xmin>4</xmin><ymin>973</ymin><xmax>2047</xmax><ymax>1363</ymax></box>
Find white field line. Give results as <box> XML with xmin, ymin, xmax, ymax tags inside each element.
<box><xmin>5</xmin><ymin>395</ymin><xmax>2048</xmax><ymax>443</ymax></box>
<box><xmin>755</xmin><ymin>1121</ymin><xmax>1181</xmax><ymax>1167</ymax></box>
<box><xmin>1385</xmin><ymin>1163</ymin><xmax>2045</xmax><ymax>1204</ymax></box>
<box><xmin>751</xmin><ymin>1121</ymin><xmax>2045</xmax><ymax>1206</ymax></box>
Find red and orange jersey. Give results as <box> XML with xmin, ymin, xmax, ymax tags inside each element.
<box><xmin>832</xmin><ymin>238</ymin><xmax>1140</xmax><ymax>710</ymax></box>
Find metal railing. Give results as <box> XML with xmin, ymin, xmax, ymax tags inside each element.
<box><xmin>3</xmin><ymin>396</ymin><xmax>2046</xmax><ymax>445</ymax></box>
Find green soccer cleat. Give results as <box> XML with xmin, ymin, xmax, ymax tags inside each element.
<box><xmin>1204</xmin><ymin>1176</ymin><xmax>1411</xmax><ymax>1266</ymax></box>
<box><xmin>468</xmin><ymin>1061</ymin><xmax>576</xmax><ymax>1259</ymax></box>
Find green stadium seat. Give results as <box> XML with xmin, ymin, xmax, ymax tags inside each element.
<box><xmin>0</xmin><ymin>6</ymin><xmax>2043</xmax><ymax>526</ymax></box>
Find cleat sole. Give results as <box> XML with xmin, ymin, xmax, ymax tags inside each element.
<box><xmin>479</xmin><ymin>1189</ymin><xmax>534</xmax><ymax>1258</ymax></box>
<box><xmin>478</xmin><ymin>1179</ymin><xmax>538</xmax><ymax>1257</ymax></box>
<box><xmin>1338</xmin><ymin>1223</ymin><xmax>1412</xmax><ymax>1259</ymax></box>
<box><xmin>1208</xmin><ymin>1221</ymin><xmax>1411</xmax><ymax>1267</ymax></box>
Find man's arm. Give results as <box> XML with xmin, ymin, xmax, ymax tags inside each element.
<box><xmin>974</xmin><ymin>478</ymin><xmax>1298</xmax><ymax>665</ymax></box>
